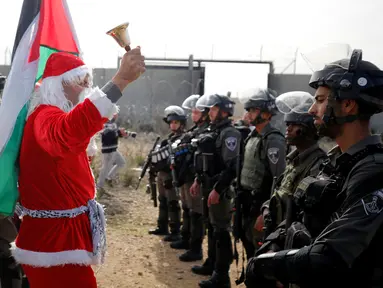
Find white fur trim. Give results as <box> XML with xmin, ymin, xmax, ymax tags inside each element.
<box><xmin>11</xmin><ymin>243</ymin><xmax>102</xmax><ymax>267</ymax></box>
<box><xmin>87</xmin><ymin>87</ymin><xmax>119</xmax><ymax>119</ymax></box>
<box><xmin>86</xmin><ymin>136</ymin><xmax>98</xmax><ymax>157</ymax></box>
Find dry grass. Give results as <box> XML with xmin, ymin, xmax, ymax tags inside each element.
<box><xmin>91</xmin><ymin>133</ymin><xmax>160</xmax><ymax>216</ymax></box>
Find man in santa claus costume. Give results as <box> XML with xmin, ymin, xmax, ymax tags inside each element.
<box><xmin>11</xmin><ymin>47</ymin><xmax>145</xmax><ymax>288</ymax></box>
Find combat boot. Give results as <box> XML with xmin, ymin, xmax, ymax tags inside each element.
<box><xmin>191</xmin><ymin>224</ymin><xmax>215</xmax><ymax>275</ymax></box>
<box><xmin>199</xmin><ymin>230</ymin><xmax>233</xmax><ymax>288</ymax></box>
<box><xmin>163</xmin><ymin>200</ymin><xmax>181</xmax><ymax>242</ymax></box>
<box><xmin>180</xmin><ymin>212</ymin><xmax>203</xmax><ymax>261</ymax></box>
<box><xmin>199</xmin><ymin>271</ymin><xmax>231</xmax><ymax>288</ymax></box>
<box><xmin>149</xmin><ymin>195</ymin><xmax>169</xmax><ymax>235</ymax></box>
<box><xmin>171</xmin><ymin>204</ymin><xmax>190</xmax><ymax>249</ymax></box>
<box><xmin>179</xmin><ymin>246</ymin><xmax>203</xmax><ymax>262</ymax></box>
<box><xmin>148</xmin><ymin>226</ymin><xmax>168</xmax><ymax>235</ymax></box>
<box><xmin>191</xmin><ymin>257</ymin><xmax>214</xmax><ymax>275</ymax></box>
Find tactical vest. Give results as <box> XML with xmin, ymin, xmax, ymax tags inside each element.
<box><xmin>270</xmin><ymin>146</ymin><xmax>327</xmax><ymax>227</ymax></box>
<box><xmin>194</xmin><ymin>121</ymin><xmax>233</xmax><ymax>185</ymax></box>
<box><xmin>315</xmin><ymin>143</ymin><xmax>383</xmax><ymax>287</ymax></box>
<box><xmin>175</xmin><ymin>123</ymin><xmax>210</xmax><ymax>185</ymax></box>
<box><xmin>240</xmin><ymin>129</ymin><xmax>283</xmax><ymax>196</ymax></box>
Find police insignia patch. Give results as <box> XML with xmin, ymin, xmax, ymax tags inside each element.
<box><xmin>362</xmin><ymin>190</ymin><xmax>383</xmax><ymax>215</ymax></box>
<box><xmin>225</xmin><ymin>137</ymin><xmax>237</xmax><ymax>152</ymax></box>
<box><xmin>267</xmin><ymin>147</ymin><xmax>280</xmax><ymax>164</ymax></box>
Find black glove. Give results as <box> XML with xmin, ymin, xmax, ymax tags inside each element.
<box><xmin>245</xmin><ymin>256</ymin><xmax>277</xmax><ymax>287</ymax></box>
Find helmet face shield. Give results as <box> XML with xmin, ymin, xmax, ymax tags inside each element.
<box><xmin>239</xmin><ymin>88</ymin><xmax>278</xmax><ymax>115</ymax></box>
<box><xmin>277</xmin><ymin>91</ymin><xmax>315</xmax><ymax>128</ymax></box>
<box><xmin>276</xmin><ymin>91</ymin><xmax>314</xmax><ymax>114</ymax></box>
<box><xmin>238</xmin><ymin>88</ymin><xmax>272</xmax><ymax>104</ymax></box>
<box><xmin>164</xmin><ymin>105</ymin><xmax>185</xmax><ymax>117</ymax></box>
<box><xmin>196</xmin><ymin>94</ymin><xmax>221</xmax><ymax>110</ymax></box>
<box><xmin>182</xmin><ymin>94</ymin><xmax>200</xmax><ymax>110</ymax></box>
<box><xmin>163</xmin><ymin>105</ymin><xmax>187</xmax><ymax>124</ymax></box>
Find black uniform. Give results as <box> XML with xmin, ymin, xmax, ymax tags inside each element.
<box><xmin>246</xmin><ymin>49</ymin><xmax>383</xmax><ymax>288</ymax></box>
<box><xmin>170</xmin><ymin>122</ymin><xmax>210</xmax><ymax>262</ymax></box>
<box><xmin>193</xmin><ymin>118</ymin><xmax>242</xmax><ymax>287</ymax></box>
<box><xmin>149</xmin><ymin>132</ymin><xmax>183</xmax><ymax>238</ymax></box>
<box><xmin>246</xmin><ymin>135</ymin><xmax>383</xmax><ymax>287</ymax></box>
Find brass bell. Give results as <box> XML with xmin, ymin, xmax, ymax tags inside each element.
<box><xmin>106</xmin><ymin>22</ymin><xmax>131</xmax><ymax>52</ymax></box>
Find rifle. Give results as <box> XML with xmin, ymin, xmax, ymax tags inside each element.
<box><xmin>167</xmin><ymin>139</ymin><xmax>180</xmax><ymax>195</ymax></box>
<box><xmin>233</xmin><ymin>153</ymin><xmax>246</xmax><ymax>285</ymax></box>
<box><xmin>233</xmin><ymin>155</ymin><xmax>243</xmax><ymax>241</ymax></box>
<box><xmin>201</xmin><ymin>152</ymin><xmax>213</xmax><ymax>223</ymax></box>
<box><xmin>263</xmin><ymin>176</ymin><xmax>278</xmax><ymax>239</ymax></box>
<box><xmin>146</xmin><ymin>169</ymin><xmax>158</xmax><ymax>207</ymax></box>
<box><xmin>136</xmin><ymin>136</ymin><xmax>160</xmax><ymax>190</ymax></box>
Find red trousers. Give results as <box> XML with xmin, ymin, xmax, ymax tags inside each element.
<box><xmin>22</xmin><ymin>264</ymin><xmax>97</xmax><ymax>288</ymax></box>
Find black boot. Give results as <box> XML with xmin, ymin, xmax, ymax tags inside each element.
<box><xmin>149</xmin><ymin>195</ymin><xmax>169</xmax><ymax>235</ymax></box>
<box><xmin>180</xmin><ymin>212</ymin><xmax>203</xmax><ymax>262</ymax></box>
<box><xmin>171</xmin><ymin>204</ymin><xmax>190</xmax><ymax>249</ymax></box>
<box><xmin>163</xmin><ymin>200</ymin><xmax>181</xmax><ymax>242</ymax></box>
<box><xmin>191</xmin><ymin>222</ymin><xmax>215</xmax><ymax>275</ymax></box>
<box><xmin>199</xmin><ymin>230</ymin><xmax>232</xmax><ymax>288</ymax></box>
<box><xmin>199</xmin><ymin>271</ymin><xmax>231</xmax><ymax>288</ymax></box>
<box><xmin>0</xmin><ymin>256</ymin><xmax>23</xmax><ymax>288</ymax></box>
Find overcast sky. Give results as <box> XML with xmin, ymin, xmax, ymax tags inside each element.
<box><xmin>0</xmin><ymin>0</ymin><xmax>382</xmax><ymax>93</ymax></box>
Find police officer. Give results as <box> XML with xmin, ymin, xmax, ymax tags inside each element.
<box><xmin>246</xmin><ymin>49</ymin><xmax>383</xmax><ymax>288</ymax></box>
<box><xmin>235</xmin><ymin>88</ymin><xmax>286</xmax><ymax>260</ymax></box>
<box><xmin>170</xmin><ymin>95</ymin><xmax>210</xmax><ymax>262</ymax></box>
<box><xmin>259</xmin><ymin>91</ymin><xmax>328</xmax><ymax>253</ymax></box>
<box><xmin>149</xmin><ymin>106</ymin><xmax>186</xmax><ymax>242</ymax></box>
<box><xmin>190</xmin><ymin>94</ymin><xmax>241</xmax><ymax>287</ymax></box>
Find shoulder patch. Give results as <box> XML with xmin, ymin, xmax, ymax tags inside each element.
<box><xmin>267</xmin><ymin>147</ymin><xmax>280</xmax><ymax>164</ymax></box>
<box><xmin>225</xmin><ymin>136</ymin><xmax>238</xmax><ymax>152</ymax></box>
<box><xmin>361</xmin><ymin>189</ymin><xmax>383</xmax><ymax>215</ymax></box>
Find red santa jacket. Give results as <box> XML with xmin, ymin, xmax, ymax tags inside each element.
<box><xmin>13</xmin><ymin>90</ymin><xmax>116</xmax><ymax>267</ymax></box>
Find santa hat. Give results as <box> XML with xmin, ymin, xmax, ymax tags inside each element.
<box><xmin>42</xmin><ymin>52</ymin><xmax>90</xmax><ymax>83</ymax></box>
<box><xmin>32</xmin><ymin>52</ymin><xmax>92</xmax><ymax>114</ymax></box>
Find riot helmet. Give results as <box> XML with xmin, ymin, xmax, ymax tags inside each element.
<box><xmin>277</xmin><ymin>91</ymin><xmax>315</xmax><ymax>127</ymax></box>
<box><xmin>239</xmin><ymin>88</ymin><xmax>278</xmax><ymax>114</ymax></box>
<box><xmin>239</xmin><ymin>88</ymin><xmax>278</xmax><ymax>125</ymax></box>
<box><xmin>183</xmin><ymin>94</ymin><xmax>210</xmax><ymax>124</ymax></box>
<box><xmin>182</xmin><ymin>94</ymin><xmax>200</xmax><ymax>110</ymax></box>
<box><xmin>309</xmin><ymin>49</ymin><xmax>383</xmax><ymax>127</ymax></box>
<box><xmin>196</xmin><ymin>94</ymin><xmax>235</xmax><ymax>116</ymax></box>
<box><xmin>163</xmin><ymin>105</ymin><xmax>187</xmax><ymax>124</ymax></box>
<box><xmin>276</xmin><ymin>91</ymin><xmax>317</xmax><ymax>143</ymax></box>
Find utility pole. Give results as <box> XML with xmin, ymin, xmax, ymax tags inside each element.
<box><xmin>293</xmin><ymin>48</ymin><xmax>299</xmax><ymax>74</ymax></box>
<box><xmin>260</xmin><ymin>45</ymin><xmax>263</xmax><ymax>61</ymax></box>
<box><xmin>189</xmin><ymin>54</ymin><xmax>194</xmax><ymax>94</ymax></box>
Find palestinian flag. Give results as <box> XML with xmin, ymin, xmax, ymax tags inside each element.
<box><xmin>0</xmin><ymin>0</ymin><xmax>81</xmax><ymax>215</ymax></box>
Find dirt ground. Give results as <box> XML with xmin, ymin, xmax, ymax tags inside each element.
<box><xmin>95</xmin><ymin>182</ymin><xmax>246</xmax><ymax>288</ymax></box>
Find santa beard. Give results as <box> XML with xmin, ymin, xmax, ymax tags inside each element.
<box><xmin>27</xmin><ymin>87</ymin><xmax>93</xmax><ymax>118</ymax></box>
<box><xmin>78</xmin><ymin>87</ymin><xmax>92</xmax><ymax>104</ymax></box>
